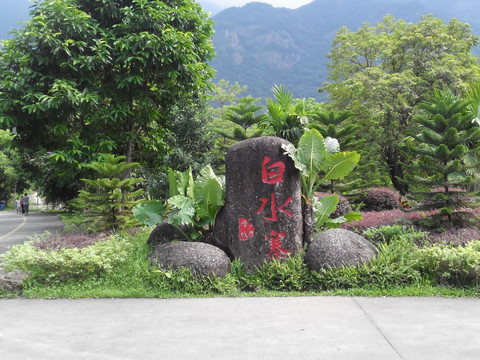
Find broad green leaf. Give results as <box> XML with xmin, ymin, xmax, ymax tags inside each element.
<box><xmin>132</xmin><ymin>201</ymin><xmax>166</xmax><ymax>226</ymax></box>
<box><xmin>282</xmin><ymin>143</ymin><xmax>307</xmax><ymax>175</ymax></box>
<box><xmin>167</xmin><ymin>195</ymin><xmax>195</xmax><ymax>225</ymax></box>
<box><xmin>194</xmin><ymin>165</ymin><xmax>224</xmax><ymax>219</ymax></box>
<box><xmin>312</xmin><ymin>195</ymin><xmax>339</xmax><ymax>228</ymax></box>
<box><xmin>176</xmin><ymin>170</ymin><xmax>191</xmax><ymax>197</ymax></box>
<box><xmin>168</xmin><ymin>168</ymin><xmax>178</xmax><ymax>197</ymax></box>
<box><xmin>297</xmin><ymin>129</ymin><xmax>326</xmax><ymax>174</ymax></box>
<box><xmin>187</xmin><ymin>167</ymin><xmax>195</xmax><ymax>199</ymax></box>
<box><xmin>323</xmin><ymin>151</ymin><xmax>360</xmax><ymax>180</ymax></box>
<box><xmin>343</xmin><ymin>211</ymin><xmax>363</xmax><ymax>223</ymax></box>
<box><xmin>197</xmin><ymin>178</ymin><xmax>224</xmax><ymax>219</ymax></box>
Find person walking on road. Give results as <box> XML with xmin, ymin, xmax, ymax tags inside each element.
<box><xmin>22</xmin><ymin>193</ymin><xmax>29</xmax><ymax>215</ymax></box>
<box><xmin>15</xmin><ymin>198</ymin><xmax>21</xmax><ymax>214</ymax></box>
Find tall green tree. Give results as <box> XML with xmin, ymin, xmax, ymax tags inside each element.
<box><xmin>0</xmin><ymin>0</ymin><xmax>215</xmax><ymax>202</ymax></box>
<box><xmin>222</xmin><ymin>96</ymin><xmax>267</xmax><ymax>140</ymax></box>
<box><xmin>405</xmin><ymin>90</ymin><xmax>480</xmax><ymax>225</ymax></box>
<box><xmin>209</xmin><ymin>79</ymin><xmax>248</xmax><ymax>122</ymax></box>
<box><xmin>74</xmin><ymin>154</ymin><xmax>144</xmax><ymax>231</ymax></box>
<box><xmin>322</xmin><ymin>15</ymin><xmax>480</xmax><ymax>194</ymax></box>
<box><xmin>261</xmin><ymin>84</ymin><xmax>320</xmax><ymax>146</ymax></box>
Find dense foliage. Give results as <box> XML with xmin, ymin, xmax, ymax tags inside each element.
<box><xmin>2</xmin><ymin>225</ymin><xmax>480</xmax><ymax>298</ymax></box>
<box><xmin>405</xmin><ymin>89</ymin><xmax>480</xmax><ymax>225</ymax></box>
<box><xmin>323</xmin><ymin>15</ymin><xmax>480</xmax><ymax>194</ymax></box>
<box><xmin>0</xmin><ymin>0</ymin><xmax>215</xmax><ymax>203</ymax></box>
<box><xmin>0</xmin><ymin>130</ymin><xmax>28</xmax><ymax>204</ymax></box>
<box><xmin>73</xmin><ymin>154</ymin><xmax>144</xmax><ymax>231</ymax></box>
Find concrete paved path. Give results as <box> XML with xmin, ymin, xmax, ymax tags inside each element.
<box><xmin>1</xmin><ymin>296</ymin><xmax>479</xmax><ymax>360</ymax></box>
<box><xmin>0</xmin><ymin>211</ymin><xmax>64</xmax><ymax>256</ymax></box>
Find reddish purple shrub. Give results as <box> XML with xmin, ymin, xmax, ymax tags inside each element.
<box><xmin>33</xmin><ymin>232</ymin><xmax>109</xmax><ymax>251</ymax></box>
<box><xmin>315</xmin><ymin>192</ymin><xmax>353</xmax><ymax>217</ymax></box>
<box><xmin>428</xmin><ymin>227</ymin><xmax>480</xmax><ymax>246</ymax></box>
<box><xmin>342</xmin><ymin>209</ymin><xmax>438</xmax><ymax>231</ymax></box>
<box><xmin>361</xmin><ymin>187</ymin><xmax>399</xmax><ymax>211</ymax></box>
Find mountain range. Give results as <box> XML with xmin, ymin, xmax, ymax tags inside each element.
<box><xmin>2</xmin><ymin>1</ymin><xmax>480</xmax><ymax>101</ymax></box>
<box><xmin>210</xmin><ymin>0</ymin><xmax>480</xmax><ymax>101</ymax></box>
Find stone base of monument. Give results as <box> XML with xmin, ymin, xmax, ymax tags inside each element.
<box><xmin>304</xmin><ymin>228</ymin><xmax>377</xmax><ymax>272</ymax></box>
<box><xmin>149</xmin><ymin>241</ymin><xmax>231</xmax><ymax>278</ymax></box>
<box><xmin>148</xmin><ymin>224</ymin><xmax>377</xmax><ymax>277</ymax></box>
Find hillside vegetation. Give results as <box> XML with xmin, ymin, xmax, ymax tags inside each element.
<box><xmin>211</xmin><ymin>0</ymin><xmax>480</xmax><ymax>100</ymax></box>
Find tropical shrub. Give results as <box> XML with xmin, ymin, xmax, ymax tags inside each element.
<box><xmin>73</xmin><ymin>154</ymin><xmax>144</xmax><ymax>231</ymax></box>
<box><xmin>133</xmin><ymin>165</ymin><xmax>225</xmax><ymax>241</ymax></box>
<box><xmin>1</xmin><ymin>233</ymin><xmax>134</xmax><ymax>282</ymax></box>
<box><xmin>283</xmin><ymin>128</ymin><xmax>361</xmax><ymax>241</ymax></box>
<box><xmin>360</xmin><ymin>187</ymin><xmax>399</xmax><ymax>212</ymax></box>
<box><xmin>416</xmin><ymin>241</ymin><xmax>480</xmax><ymax>287</ymax></box>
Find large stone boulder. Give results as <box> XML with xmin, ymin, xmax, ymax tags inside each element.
<box><xmin>0</xmin><ymin>269</ymin><xmax>30</xmax><ymax>293</ymax></box>
<box><xmin>305</xmin><ymin>229</ymin><xmax>377</xmax><ymax>271</ymax></box>
<box><xmin>214</xmin><ymin>136</ymin><xmax>303</xmax><ymax>270</ymax></box>
<box><xmin>147</xmin><ymin>222</ymin><xmax>187</xmax><ymax>248</ymax></box>
<box><xmin>149</xmin><ymin>241</ymin><xmax>231</xmax><ymax>278</ymax></box>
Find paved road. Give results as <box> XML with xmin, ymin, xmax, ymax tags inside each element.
<box><xmin>0</xmin><ymin>211</ymin><xmax>64</xmax><ymax>256</ymax></box>
<box><xmin>1</xmin><ymin>296</ymin><xmax>480</xmax><ymax>360</ymax></box>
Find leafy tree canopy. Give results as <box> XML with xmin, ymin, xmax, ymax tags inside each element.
<box><xmin>0</xmin><ymin>0</ymin><xmax>215</xmax><ymax>202</ymax></box>
<box><xmin>322</xmin><ymin>14</ymin><xmax>480</xmax><ymax>194</ymax></box>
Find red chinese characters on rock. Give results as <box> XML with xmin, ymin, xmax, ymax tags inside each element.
<box><xmin>238</xmin><ymin>217</ymin><xmax>255</xmax><ymax>241</ymax></box>
<box><xmin>262</xmin><ymin>156</ymin><xmax>285</xmax><ymax>184</ymax></box>
<box><xmin>257</xmin><ymin>193</ymin><xmax>293</xmax><ymax>221</ymax></box>
<box><xmin>266</xmin><ymin>230</ymin><xmax>291</xmax><ymax>259</ymax></box>
<box><xmin>238</xmin><ymin>155</ymin><xmax>294</xmax><ymax>259</ymax></box>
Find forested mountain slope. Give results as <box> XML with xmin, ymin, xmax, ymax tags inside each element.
<box><xmin>211</xmin><ymin>0</ymin><xmax>480</xmax><ymax>100</ymax></box>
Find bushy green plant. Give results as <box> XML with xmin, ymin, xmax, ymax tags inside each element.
<box><xmin>416</xmin><ymin>241</ymin><xmax>480</xmax><ymax>287</ymax></box>
<box><xmin>1</xmin><ymin>233</ymin><xmax>134</xmax><ymax>283</ymax></box>
<box><xmin>133</xmin><ymin>165</ymin><xmax>225</xmax><ymax>240</ymax></box>
<box><xmin>363</xmin><ymin>225</ymin><xmax>428</xmax><ymax>245</ymax></box>
<box><xmin>247</xmin><ymin>254</ymin><xmax>311</xmax><ymax>292</ymax></box>
<box><xmin>283</xmin><ymin>128</ymin><xmax>361</xmax><ymax>243</ymax></box>
<box><xmin>73</xmin><ymin>154</ymin><xmax>144</xmax><ymax>231</ymax></box>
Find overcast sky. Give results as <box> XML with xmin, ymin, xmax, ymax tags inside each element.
<box><xmin>212</xmin><ymin>0</ymin><xmax>314</xmax><ymax>9</ymax></box>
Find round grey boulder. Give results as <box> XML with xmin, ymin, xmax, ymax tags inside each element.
<box><xmin>149</xmin><ymin>241</ymin><xmax>231</xmax><ymax>278</ymax></box>
<box><xmin>305</xmin><ymin>229</ymin><xmax>377</xmax><ymax>272</ymax></box>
